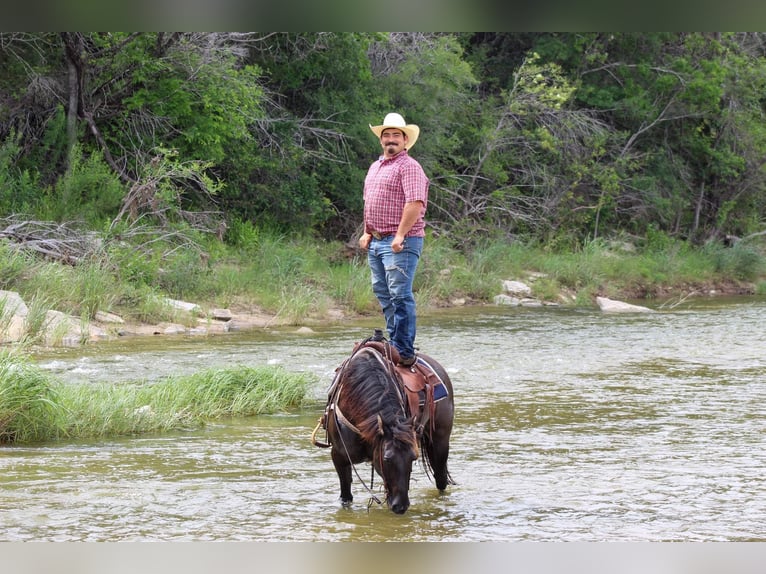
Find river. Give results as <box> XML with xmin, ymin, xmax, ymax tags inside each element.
<box><xmin>2</xmin><ymin>297</ymin><xmax>765</xmax><ymax>542</ymax></box>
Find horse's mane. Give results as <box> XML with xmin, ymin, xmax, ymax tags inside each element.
<box><xmin>338</xmin><ymin>348</ymin><xmax>416</xmax><ymax>447</ymax></box>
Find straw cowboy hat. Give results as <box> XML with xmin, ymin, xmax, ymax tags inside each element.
<box><xmin>369</xmin><ymin>113</ymin><xmax>420</xmax><ymax>150</ymax></box>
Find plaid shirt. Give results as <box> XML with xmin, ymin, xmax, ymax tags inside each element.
<box><xmin>363</xmin><ymin>150</ymin><xmax>429</xmax><ymax>237</ymax></box>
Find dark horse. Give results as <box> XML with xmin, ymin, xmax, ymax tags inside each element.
<box><xmin>313</xmin><ymin>337</ymin><xmax>454</xmax><ymax>514</ymax></box>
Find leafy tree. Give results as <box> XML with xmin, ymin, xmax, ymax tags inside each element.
<box><xmin>3</xmin><ymin>32</ymin><xmax>766</xmax><ymax>249</ymax></box>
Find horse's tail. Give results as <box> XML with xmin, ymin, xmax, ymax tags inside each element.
<box><xmin>419</xmin><ymin>438</ymin><xmax>457</xmax><ymax>487</ymax></box>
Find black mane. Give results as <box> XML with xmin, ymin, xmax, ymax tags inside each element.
<box><xmin>339</xmin><ymin>348</ymin><xmax>411</xmax><ymax>444</ymax></box>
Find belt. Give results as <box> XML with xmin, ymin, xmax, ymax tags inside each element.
<box><xmin>371</xmin><ymin>231</ymin><xmax>392</xmax><ymax>240</ymax></box>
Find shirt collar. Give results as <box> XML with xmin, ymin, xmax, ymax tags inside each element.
<box><xmin>378</xmin><ymin>149</ymin><xmax>409</xmax><ymax>163</ymax></box>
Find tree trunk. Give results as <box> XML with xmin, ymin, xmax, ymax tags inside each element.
<box><xmin>693</xmin><ymin>180</ymin><xmax>705</xmax><ymax>236</ymax></box>
<box><xmin>61</xmin><ymin>33</ymin><xmax>84</xmax><ymax>171</ymax></box>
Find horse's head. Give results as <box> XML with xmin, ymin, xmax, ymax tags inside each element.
<box><xmin>374</xmin><ymin>416</ymin><xmax>419</xmax><ymax>515</ymax></box>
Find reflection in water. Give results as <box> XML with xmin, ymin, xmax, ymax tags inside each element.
<box><xmin>2</xmin><ymin>298</ymin><xmax>766</xmax><ymax>540</ymax></box>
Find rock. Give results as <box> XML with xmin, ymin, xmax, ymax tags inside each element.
<box><xmin>163</xmin><ymin>298</ymin><xmax>202</xmax><ymax>313</ymax></box>
<box><xmin>295</xmin><ymin>326</ymin><xmax>315</xmax><ymax>334</ymax></box>
<box><xmin>87</xmin><ymin>324</ymin><xmax>109</xmax><ymax>341</ymax></box>
<box><xmin>95</xmin><ymin>310</ymin><xmax>125</xmax><ymax>324</ymax></box>
<box><xmin>0</xmin><ymin>290</ymin><xmax>28</xmax><ymax>317</ymax></box>
<box><xmin>211</xmin><ymin>308</ymin><xmax>233</xmax><ymax>321</ymax></box>
<box><xmin>501</xmin><ymin>280</ymin><xmax>532</xmax><ymax>297</ymax></box>
<box><xmin>1</xmin><ymin>314</ymin><xmax>26</xmax><ymax>343</ymax></box>
<box><xmin>43</xmin><ymin>310</ymin><xmax>96</xmax><ymax>346</ymax></box>
<box><xmin>494</xmin><ymin>294</ymin><xmax>520</xmax><ymax>306</ymax></box>
<box><xmin>134</xmin><ymin>405</ymin><xmax>153</xmax><ymax>417</ymax></box>
<box><xmin>163</xmin><ymin>324</ymin><xmax>187</xmax><ymax>335</ymax></box>
<box><xmin>596</xmin><ymin>296</ymin><xmax>654</xmax><ymax>313</ymax></box>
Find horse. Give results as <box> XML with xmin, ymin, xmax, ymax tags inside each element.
<box><xmin>313</xmin><ymin>336</ymin><xmax>454</xmax><ymax>514</ymax></box>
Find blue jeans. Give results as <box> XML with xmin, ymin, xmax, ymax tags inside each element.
<box><xmin>368</xmin><ymin>235</ymin><xmax>423</xmax><ymax>360</ymax></box>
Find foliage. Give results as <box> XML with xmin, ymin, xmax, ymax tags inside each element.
<box><xmin>0</xmin><ymin>241</ymin><xmax>32</xmax><ymax>289</ymax></box>
<box><xmin>705</xmin><ymin>241</ymin><xmax>765</xmax><ymax>281</ymax></box>
<box><xmin>0</xmin><ymin>131</ymin><xmax>39</xmax><ymax>215</ymax></box>
<box><xmin>0</xmin><ymin>350</ymin><xmax>314</xmax><ymax>444</ymax></box>
<box><xmin>2</xmin><ymin>32</ymin><xmax>766</xmax><ymax>247</ymax></box>
<box><xmin>40</xmin><ymin>145</ymin><xmax>125</xmax><ymax>224</ymax></box>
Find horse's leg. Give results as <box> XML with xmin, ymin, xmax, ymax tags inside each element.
<box><xmin>426</xmin><ymin>406</ymin><xmax>454</xmax><ymax>491</ymax></box>
<box><xmin>419</xmin><ymin>356</ymin><xmax>455</xmax><ymax>492</ymax></box>
<box><xmin>425</xmin><ymin>435</ymin><xmax>452</xmax><ymax>491</ymax></box>
<box><xmin>331</xmin><ymin>446</ymin><xmax>354</xmax><ymax>505</ymax></box>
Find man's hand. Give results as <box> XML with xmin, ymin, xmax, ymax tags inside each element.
<box><xmin>359</xmin><ymin>232</ymin><xmax>372</xmax><ymax>251</ymax></box>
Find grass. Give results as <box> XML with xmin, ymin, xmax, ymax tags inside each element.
<box><xmin>0</xmin><ymin>350</ymin><xmax>315</xmax><ymax>444</ymax></box>
<box><xmin>0</xmin><ymin>350</ymin><xmax>62</xmax><ymax>443</ymax></box>
<box><xmin>2</xmin><ymin>225</ymin><xmax>765</xmax><ymax>334</ymax></box>
<box><xmin>2</xmin><ymin>226</ymin><xmax>764</xmax><ymax>443</ymax></box>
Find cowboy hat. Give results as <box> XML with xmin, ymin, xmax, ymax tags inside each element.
<box><xmin>369</xmin><ymin>113</ymin><xmax>420</xmax><ymax>150</ymax></box>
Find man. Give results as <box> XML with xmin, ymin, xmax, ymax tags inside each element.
<box><xmin>359</xmin><ymin>112</ymin><xmax>429</xmax><ymax>367</ymax></box>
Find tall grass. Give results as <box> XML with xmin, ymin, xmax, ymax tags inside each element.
<box><xmin>0</xmin><ymin>351</ymin><xmax>315</xmax><ymax>444</ymax></box>
<box><xmin>3</xmin><ymin>223</ymin><xmax>766</xmax><ymax>333</ymax></box>
<box><xmin>0</xmin><ymin>241</ymin><xmax>32</xmax><ymax>289</ymax></box>
<box><xmin>0</xmin><ymin>350</ymin><xmax>62</xmax><ymax>443</ymax></box>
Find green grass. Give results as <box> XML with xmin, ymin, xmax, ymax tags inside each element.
<box><xmin>0</xmin><ymin>350</ymin><xmax>315</xmax><ymax>444</ymax></box>
<box><xmin>0</xmin><ymin>351</ymin><xmax>62</xmax><ymax>443</ymax></box>
<box><xmin>2</xmin><ymin>225</ymin><xmax>765</xmax><ymax>333</ymax></box>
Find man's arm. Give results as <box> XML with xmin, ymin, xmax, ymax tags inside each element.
<box><xmin>392</xmin><ymin>200</ymin><xmax>424</xmax><ymax>252</ymax></box>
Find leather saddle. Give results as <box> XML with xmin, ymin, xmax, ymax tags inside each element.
<box><xmin>356</xmin><ymin>340</ymin><xmax>445</xmax><ymax>435</ymax></box>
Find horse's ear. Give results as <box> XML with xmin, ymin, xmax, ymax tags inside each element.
<box><xmin>377</xmin><ymin>414</ymin><xmax>384</xmax><ymax>436</ymax></box>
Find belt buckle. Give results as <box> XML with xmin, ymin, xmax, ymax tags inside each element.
<box><xmin>371</xmin><ymin>231</ymin><xmax>382</xmax><ymax>240</ymax></box>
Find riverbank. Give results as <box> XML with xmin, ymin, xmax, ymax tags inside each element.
<box><xmin>1</xmin><ymin>269</ymin><xmax>761</xmax><ymax>349</ymax></box>
<box><xmin>83</xmin><ymin>273</ymin><xmax>764</xmax><ymax>345</ymax></box>
<box><xmin>2</xmin><ymin>229</ymin><xmax>765</xmax><ymax>348</ymax></box>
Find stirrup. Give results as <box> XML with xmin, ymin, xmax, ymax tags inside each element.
<box><xmin>311</xmin><ymin>417</ymin><xmax>330</xmax><ymax>448</ymax></box>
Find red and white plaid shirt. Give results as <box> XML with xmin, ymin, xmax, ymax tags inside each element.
<box><xmin>363</xmin><ymin>150</ymin><xmax>429</xmax><ymax>237</ymax></box>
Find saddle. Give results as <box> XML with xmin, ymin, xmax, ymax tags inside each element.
<box><xmin>359</xmin><ymin>340</ymin><xmax>446</xmax><ymax>434</ymax></box>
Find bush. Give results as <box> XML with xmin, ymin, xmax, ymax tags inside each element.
<box><xmin>37</xmin><ymin>146</ymin><xmax>125</xmax><ymax>224</ymax></box>
<box><xmin>709</xmin><ymin>242</ymin><xmax>764</xmax><ymax>281</ymax></box>
<box><xmin>0</xmin><ymin>132</ymin><xmax>39</xmax><ymax>215</ymax></box>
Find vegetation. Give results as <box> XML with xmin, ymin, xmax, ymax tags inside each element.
<box><xmin>0</xmin><ymin>33</ymin><xmax>765</xmax><ymax>339</ymax></box>
<box><xmin>6</xmin><ymin>32</ymin><xmax>766</xmax><ymax>444</ymax></box>
<box><xmin>3</xmin><ymin>222</ymin><xmax>763</xmax><ymax>338</ymax></box>
<box><xmin>3</xmin><ymin>32</ymin><xmax>766</xmax><ymax>246</ymax></box>
<box><xmin>0</xmin><ymin>349</ymin><xmax>314</xmax><ymax>444</ymax></box>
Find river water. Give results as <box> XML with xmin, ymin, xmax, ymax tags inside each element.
<box><xmin>2</xmin><ymin>297</ymin><xmax>765</xmax><ymax>541</ymax></box>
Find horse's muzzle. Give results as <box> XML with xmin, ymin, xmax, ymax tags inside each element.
<box><xmin>389</xmin><ymin>497</ymin><xmax>410</xmax><ymax>515</ymax></box>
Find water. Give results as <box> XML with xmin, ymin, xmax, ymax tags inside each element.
<box><xmin>2</xmin><ymin>298</ymin><xmax>766</xmax><ymax>541</ymax></box>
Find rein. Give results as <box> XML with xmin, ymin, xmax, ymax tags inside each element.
<box><xmin>333</xmin><ymin>396</ymin><xmax>383</xmax><ymax>508</ymax></box>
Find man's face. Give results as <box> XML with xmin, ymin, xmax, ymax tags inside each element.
<box><xmin>380</xmin><ymin>128</ymin><xmax>407</xmax><ymax>158</ymax></box>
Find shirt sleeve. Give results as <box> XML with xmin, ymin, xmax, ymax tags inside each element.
<box><xmin>401</xmin><ymin>160</ymin><xmax>429</xmax><ymax>206</ymax></box>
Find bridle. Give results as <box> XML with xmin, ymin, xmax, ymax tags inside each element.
<box><xmin>332</xmin><ymin>390</ymin><xmax>384</xmax><ymax>508</ymax></box>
